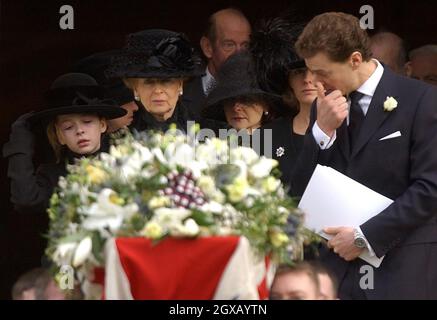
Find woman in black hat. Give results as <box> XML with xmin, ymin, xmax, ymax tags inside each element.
<box><xmin>107</xmin><ymin>29</ymin><xmax>217</xmax><ymax>134</ymax></box>
<box><xmin>202</xmin><ymin>51</ymin><xmax>281</xmax><ymax>134</ymax></box>
<box><xmin>250</xmin><ymin>18</ymin><xmax>318</xmax><ymax>190</ymax></box>
<box><xmin>3</xmin><ymin>73</ymin><xmax>126</xmax><ymax>213</ymax></box>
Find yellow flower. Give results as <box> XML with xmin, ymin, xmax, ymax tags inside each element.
<box><xmin>270</xmin><ymin>231</ymin><xmax>289</xmax><ymax>248</ymax></box>
<box><xmin>86</xmin><ymin>165</ymin><xmax>107</xmax><ymax>184</ymax></box>
<box><xmin>226</xmin><ymin>177</ymin><xmax>249</xmax><ymax>203</ymax></box>
<box><xmin>261</xmin><ymin>176</ymin><xmax>280</xmax><ymax>193</ymax></box>
<box><xmin>148</xmin><ymin>196</ymin><xmax>170</xmax><ymax>209</ymax></box>
<box><xmin>143</xmin><ymin>221</ymin><xmax>163</xmax><ymax>239</ymax></box>
<box><xmin>109</xmin><ymin>193</ymin><xmax>125</xmax><ymax>206</ymax></box>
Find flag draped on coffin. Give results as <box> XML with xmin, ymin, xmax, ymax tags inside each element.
<box><xmin>102</xmin><ymin>236</ymin><xmax>274</xmax><ymax>299</ymax></box>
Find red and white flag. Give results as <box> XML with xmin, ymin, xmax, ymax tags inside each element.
<box><xmin>101</xmin><ymin>236</ymin><xmax>274</xmax><ymax>300</ymax></box>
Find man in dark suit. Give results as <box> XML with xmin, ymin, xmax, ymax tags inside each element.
<box><xmin>182</xmin><ymin>8</ymin><xmax>251</xmax><ymax>115</ymax></box>
<box><xmin>293</xmin><ymin>12</ymin><xmax>437</xmax><ymax>299</ymax></box>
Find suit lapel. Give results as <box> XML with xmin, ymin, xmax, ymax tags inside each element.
<box><xmin>350</xmin><ymin>69</ymin><xmax>392</xmax><ymax>159</ymax></box>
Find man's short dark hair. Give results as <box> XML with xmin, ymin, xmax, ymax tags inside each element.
<box><xmin>296</xmin><ymin>12</ymin><xmax>372</xmax><ymax>62</ymax></box>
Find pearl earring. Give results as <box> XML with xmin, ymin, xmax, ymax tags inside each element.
<box><xmin>264</xmin><ymin>111</ymin><xmax>269</xmax><ymax>116</ymax></box>
<box><xmin>134</xmin><ymin>95</ymin><xmax>140</xmax><ymax>101</ymax></box>
<box><xmin>179</xmin><ymin>89</ymin><xmax>183</xmax><ymax>96</ymax></box>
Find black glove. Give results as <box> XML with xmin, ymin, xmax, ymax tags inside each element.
<box><xmin>2</xmin><ymin>112</ymin><xmax>36</xmax><ymax>158</ymax></box>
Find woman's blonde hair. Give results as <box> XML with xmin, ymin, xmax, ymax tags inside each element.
<box><xmin>46</xmin><ymin>120</ymin><xmax>64</xmax><ymax>163</ymax></box>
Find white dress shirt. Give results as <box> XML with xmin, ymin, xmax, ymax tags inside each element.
<box><xmin>201</xmin><ymin>67</ymin><xmax>215</xmax><ymax>95</ymax></box>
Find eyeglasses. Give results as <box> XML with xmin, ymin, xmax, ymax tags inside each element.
<box><xmin>219</xmin><ymin>40</ymin><xmax>249</xmax><ymax>53</ymax></box>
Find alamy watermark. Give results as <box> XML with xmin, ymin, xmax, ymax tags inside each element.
<box><xmin>359</xmin><ymin>5</ymin><xmax>374</xmax><ymax>30</ymax></box>
<box><xmin>359</xmin><ymin>264</ymin><xmax>374</xmax><ymax>290</ymax></box>
<box><xmin>59</xmin><ymin>265</ymin><xmax>75</xmax><ymax>290</ymax></box>
<box><xmin>59</xmin><ymin>5</ymin><xmax>74</xmax><ymax>30</ymax></box>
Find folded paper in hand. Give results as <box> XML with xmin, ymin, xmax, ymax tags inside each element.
<box><xmin>298</xmin><ymin>165</ymin><xmax>393</xmax><ymax>268</ymax></box>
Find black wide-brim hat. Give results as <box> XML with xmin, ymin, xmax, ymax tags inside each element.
<box><xmin>28</xmin><ymin>73</ymin><xmax>127</xmax><ymax>125</ymax></box>
<box><xmin>73</xmin><ymin>50</ymin><xmax>134</xmax><ymax>106</ymax></box>
<box><xmin>250</xmin><ymin>17</ymin><xmax>306</xmax><ymax>96</ymax></box>
<box><xmin>106</xmin><ymin>29</ymin><xmax>204</xmax><ymax>79</ymax></box>
<box><xmin>202</xmin><ymin>52</ymin><xmax>281</xmax><ymax>122</ymax></box>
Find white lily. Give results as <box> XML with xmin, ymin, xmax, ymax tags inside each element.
<box><xmin>151</xmin><ymin>147</ymin><xmax>167</xmax><ymax>164</ymax></box>
<box><xmin>72</xmin><ymin>236</ymin><xmax>93</xmax><ymax>267</ymax></box>
<box><xmin>53</xmin><ymin>242</ymin><xmax>77</xmax><ymax>265</ymax></box>
<box><xmin>81</xmin><ymin>189</ymin><xmax>138</xmax><ymax>233</ymax></box>
<box><xmin>132</xmin><ymin>142</ymin><xmax>153</xmax><ymax>163</ymax></box>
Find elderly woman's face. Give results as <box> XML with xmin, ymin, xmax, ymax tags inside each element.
<box><xmin>134</xmin><ymin>78</ymin><xmax>183</xmax><ymax>121</ymax></box>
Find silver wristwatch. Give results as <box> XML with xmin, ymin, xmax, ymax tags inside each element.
<box><xmin>353</xmin><ymin>228</ymin><xmax>366</xmax><ymax>248</ymax></box>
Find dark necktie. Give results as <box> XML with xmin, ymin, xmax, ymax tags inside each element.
<box><xmin>348</xmin><ymin>91</ymin><xmax>365</xmax><ymax>151</ymax></box>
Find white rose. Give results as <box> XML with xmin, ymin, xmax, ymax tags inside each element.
<box><xmin>384</xmin><ymin>96</ymin><xmax>398</xmax><ymax>111</ymax></box>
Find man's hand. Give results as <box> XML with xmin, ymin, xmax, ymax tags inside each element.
<box><xmin>315</xmin><ymin>82</ymin><xmax>348</xmax><ymax>137</ymax></box>
<box><xmin>324</xmin><ymin>226</ymin><xmax>364</xmax><ymax>261</ymax></box>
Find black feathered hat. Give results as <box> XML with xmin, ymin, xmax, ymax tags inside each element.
<box><xmin>202</xmin><ymin>52</ymin><xmax>281</xmax><ymax>122</ymax></box>
<box><xmin>250</xmin><ymin>17</ymin><xmax>305</xmax><ymax>96</ymax></box>
<box><xmin>73</xmin><ymin>50</ymin><xmax>134</xmax><ymax>106</ymax></box>
<box><xmin>106</xmin><ymin>29</ymin><xmax>203</xmax><ymax>79</ymax></box>
<box><xmin>28</xmin><ymin>73</ymin><xmax>126</xmax><ymax>125</ymax></box>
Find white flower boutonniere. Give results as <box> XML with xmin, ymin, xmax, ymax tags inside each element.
<box><xmin>384</xmin><ymin>96</ymin><xmax>398</xmax><ymax>112</ymax></box>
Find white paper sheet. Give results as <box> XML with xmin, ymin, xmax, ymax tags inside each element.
<box><xmin>298</xmin><ymin>165</ymin><xmax>393</xmax><ymax>268</ymax></box>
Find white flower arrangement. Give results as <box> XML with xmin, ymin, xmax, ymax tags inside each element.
<box><xmin>46</xmin><ymin>128</ymin><xmax>308</xmax><ymax>298</ymax></box>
